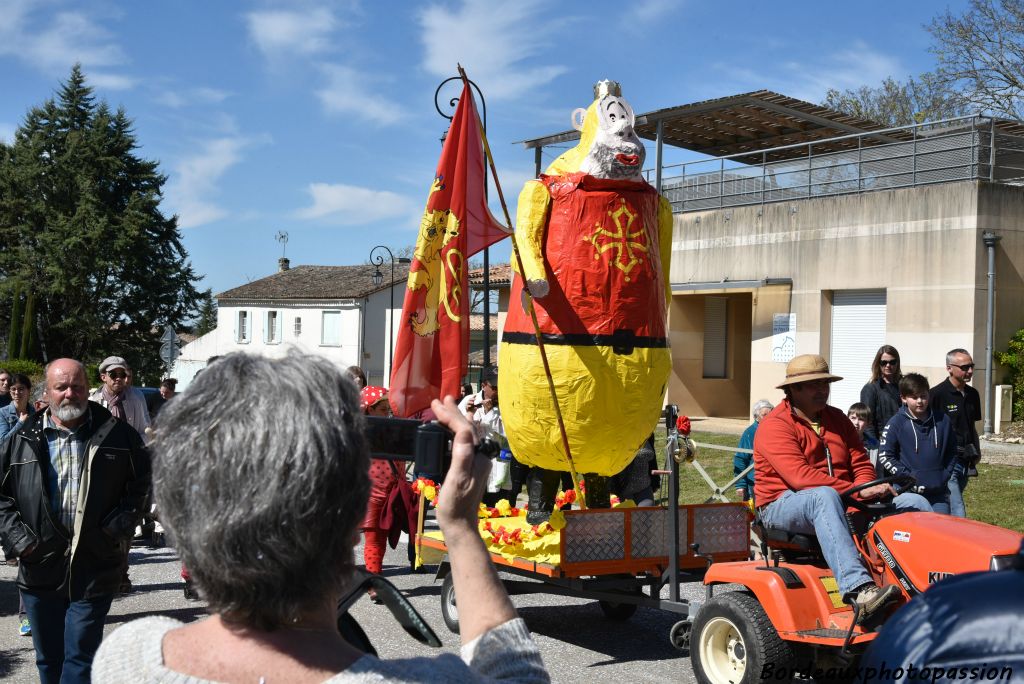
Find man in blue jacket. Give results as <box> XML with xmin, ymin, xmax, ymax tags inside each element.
<box><xmin>877</xmin><ymin>373</ymin><xmax>957</xmax><ymax>513</ymax></box>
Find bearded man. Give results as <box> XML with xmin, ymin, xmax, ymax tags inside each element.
<box><xmin>0</xmin><ymin>358</ymin><xmax>150</xmax><ymax>684</ymax></box>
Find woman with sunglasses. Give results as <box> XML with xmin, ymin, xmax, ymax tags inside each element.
<box><xmin>860</xmin><ymin>345</ymin><xmax>903</xmax><ymax>444</ymax></box>
<box><xmin>0</xmin><ymin>374</ymin><xmax>34</xmax><ymax>441</ymax></box>
<box><xmin>92</xmin><ymin>352</ymin><xmax>548</xmax><ymax>683</ymax></box>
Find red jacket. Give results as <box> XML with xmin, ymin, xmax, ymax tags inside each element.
<box><xmin>753</xmin><ymin>399</ymin><xmax>875</xmax><ymax>507</ymax></box>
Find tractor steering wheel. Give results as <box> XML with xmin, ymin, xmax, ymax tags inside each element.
<box><xmin>839</xmin><ymin>474</ymin><xmax>916</xmax><ymax>513</ymax></box>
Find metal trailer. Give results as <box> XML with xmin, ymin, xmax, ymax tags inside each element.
<box><xmin>421</xmin><ymin>406</ymin><xmax>751</xmax><ymax>646</ymax></box>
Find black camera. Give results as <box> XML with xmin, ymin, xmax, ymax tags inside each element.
<box><xmin>363</xmin><ymin>416</ymin><xmax>501</xmax><ymax>478</ymax></box>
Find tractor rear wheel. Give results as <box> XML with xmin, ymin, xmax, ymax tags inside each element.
<box><xmin>691</xmin><ymin>591</ymin><xmax>794</xmax><ymax>684</ymax></box>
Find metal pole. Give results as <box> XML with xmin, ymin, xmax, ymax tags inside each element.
<box><xmin>369</xmin><ymin>245</ymin><xmax>396</xmax><ymax>382</ymax></box>
<box><xmin>655</xmin><ymin>119</ymin><xmax>664</xmax><ymax>195</ymax></box>
<box><xmin>989</xmin><ymin>119</ymin><xmax>997</xmax><ymax>182</ymax></box>
<box><xmin>983</xmin><ymin>232</ymin><xmax>1001</xmax><ymax>435</ymax></box>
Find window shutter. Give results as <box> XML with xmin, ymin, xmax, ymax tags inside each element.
<box><xmin>703</xmin><ymin>296</ymin><xmax>728</xmax><ymax>378</ymax></box>
<box><xmin>829</xmin><ymin>290</ymin><xmax>887</xmax><ymax>410</ymax></box>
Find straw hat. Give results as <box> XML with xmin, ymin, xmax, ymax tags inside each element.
<box><xmin>776</xmin><ymin>354</ymin><xmax>843</xmax><ymax>389</ymax></box>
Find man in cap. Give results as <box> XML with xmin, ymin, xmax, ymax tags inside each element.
<box><xmin>88</xmin><ymin>356</ymin><xmax>152</xmax><ymax>593</ymax></box>
<box><xmin>88</xmin><ymin>357</ymin><xmax>150</xmax><ymax>439</ymax></box>
<box><xmin>0</xmin><ymin>358</ymin><xmax>150</xmax><ymax>683</ymax></box>
<box><xmin>754</xmin><ymin>354</ymin><xmax>931</xmax><ymax>622</ymax></box>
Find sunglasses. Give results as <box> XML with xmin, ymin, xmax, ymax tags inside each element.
<box><xmin>879</xmin><ymin>359</ymin><xmax>899</xmax><ymax>367</ymax></box>
<box><xmin>106</xmin><ymin>371</ymin><xmax>128</xmax><ymax>379</ymax></box>
<box><xmin>953</xmin><ymin>363</ymin><xmax>975</xmax><ymax>371</ymax></box>
<box><xmin>336</xmin><ymin>569</ymin><xmax>440</xmax><ymax>647</ymax></box>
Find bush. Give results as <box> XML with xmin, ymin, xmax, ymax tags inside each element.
<box><xmin>994</xmin><ymin>327</ymin><xmax>1024</xmax><ymax>420</ymax></box>
<box><xmin>1</xmin><ymin>359</ymin><xmax>44</xmax><ymax>379</ymax></box>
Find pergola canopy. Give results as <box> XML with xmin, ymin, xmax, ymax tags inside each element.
<box><xmin>517</xmin><ymin>90</ymin><xmax>914</xmax><ymax>163</ymax></box>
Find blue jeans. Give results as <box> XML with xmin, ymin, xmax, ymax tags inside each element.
<box><xmin>948</xmin><ymin>462</ymin><xmax>968</xmax><ymax>518</ymax></box>
<box><xmin>761</xmin><ymin>487</ymin><xmax>932</xmax><ymax>595</ymax></box>
<box><xmin>20</xmin><ymin>590</ymin><xmax>114</xmax><ymax>684</ymax></box>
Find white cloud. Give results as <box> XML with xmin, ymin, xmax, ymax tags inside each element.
<box><xmin>295</xmin><ymin>182</ymin><xmax>416</xmax><ymax>225</ymax></box>
<box><xmin>709</xmin><ymin>41</ymin><xmax>905</xmax><ymax>104</ymax></box>
<box><xmin>418</xmin><ymin>0</ymin><xmax>568</xmax><ymax>100</ymax></box>
<box><xmin>0</xmin><ymin>2</ymin><xmax>132</xmax><ymax>84</ymax></box>
<box><xmin>88</xmin><ymin>71</ymin><xmax>137</xmax><ymax>90</ymax></box>
<box><xmin>0</xmin><ymin>122</ymin><xmax>15</xmax><ymax>144</ymax></box>
<box><xmin>155</xmin><ymin>87</ymin><xmax>232</xmax><ymax>109</ymax></box>
<box><xmin>316</xmin><ymin>64</ymin><xmax>405</xmax><ymax>124</ymax></box>
<box><xmin>633</xmin><ymin>0</ymin><xmax>678</xmax><ymax>24</ymax></box>
<box><xmin>165</xmin><ymin>137</ymin><xmax>255</xmax><ymax>229</ymax></box>
<box><xmin>245</xmin><ymin>7</ymin><xmax>339</xmax><ymax>58</ymax></box>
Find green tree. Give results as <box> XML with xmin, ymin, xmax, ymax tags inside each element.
<box><xmin>0</xmin><ymin>65</ymin><xmax>202</xmax><ymax>373</ymax></box>
<box><xmin>193</xmin><ymin>289</ymin><xmax>218</xmax><ymax>337</ymax></box>
<box><xmin>7</xmin><ymin>283</ymin><xmax>24</xmax><ymax>360</ymax></box>
<box><xmin>823</xmin><ymin>75</ymin><xmax>970</xmax><ymax>126</ymax></box>
<box><xmin>19</xmin><ymin>291</ymin><xmax>38</xmax><ymax>361</ymax></box>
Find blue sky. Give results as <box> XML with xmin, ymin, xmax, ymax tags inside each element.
<box><xmin>0</xmin><ymin>0</ymin><xmax>966</xmax><ymax>296</ymax></box>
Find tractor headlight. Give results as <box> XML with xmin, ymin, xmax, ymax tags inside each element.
<box><xmin>990</xmin><ymin>553</ymin><xmax>1022</xmax><ymax>572</ymax></box>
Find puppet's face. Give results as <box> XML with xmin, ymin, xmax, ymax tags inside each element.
<box><xmin>579</xmin><ymin>95</ymin><xmax>645</xmax><ymax>180</ymax></box>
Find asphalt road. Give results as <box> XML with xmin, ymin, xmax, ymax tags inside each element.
<box><xmin>0</xmin><ymin>536</ymin><xmax>707</xmax><ymax>683</ymax></box>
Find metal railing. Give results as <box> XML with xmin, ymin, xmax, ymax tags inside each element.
<box><xmin>647</xmin><ymin>115</ymin><xmax>1024</xmax><ymax>213</ymax></box>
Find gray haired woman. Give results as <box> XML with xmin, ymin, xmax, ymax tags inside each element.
<box><xmin>734</xmin><ymin>399</ymin><xmax>774</xmax><ymax>502</ymax></box>
<box><xmin>92</xmin><ymin>351</ymin><xmax>548</xmax><ymax>683</ymax></box>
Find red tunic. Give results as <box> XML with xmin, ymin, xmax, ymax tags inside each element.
<box><xmin>504</xmin><ymin>173</ymin><xmax>667</xmax><ymax>346</ymax></box>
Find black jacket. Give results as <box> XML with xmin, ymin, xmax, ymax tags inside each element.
<box><xmin>0</xmin><ymin>403</ymin><xmax>151</xmax><ymax>599</ymax></box>
<box><xmin>860</xmin><ymin>378</ymin><xmax>902</xmax><ymax>442</ymax></box>
<box><xmin>859</xmin><ymin>542</ymin><xmax>1024</xmax><ymax>682</ymax></box>
<box><xmin>930</xmin><ymin>378</ymin><xmax>982</xmax><ymax>460</ymax></box>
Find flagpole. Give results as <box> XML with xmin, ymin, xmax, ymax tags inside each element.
<box><xmin>456</xmin><ymin>65</ymin><xmax>587</xmax><ymax>509</ymax></box>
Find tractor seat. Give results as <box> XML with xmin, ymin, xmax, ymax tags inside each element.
<box><xmin>751</xmin><ymin>519</ymin><xmax>822</xmax><ymax>553</ymax></box>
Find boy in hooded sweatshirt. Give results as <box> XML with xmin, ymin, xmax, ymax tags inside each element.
<box><xmin>877</xmin><ymin>373</ymin><xmax>958</xmax><ymax>514</ymax></box>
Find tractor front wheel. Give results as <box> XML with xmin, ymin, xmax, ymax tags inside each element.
<box><xmin>691</xmin><ymin>591</ymin><xmax>794</xmax><ymax>684</ymax></box>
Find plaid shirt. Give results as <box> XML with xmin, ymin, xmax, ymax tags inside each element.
<box><xmin>42</xmin><ymin>410</ymin><xmax>92</xmax><ymax>533</ymax></box>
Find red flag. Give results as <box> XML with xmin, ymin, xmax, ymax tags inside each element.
<box><xmin>389</xmin><ymin>82</ymin><xmax>508</xmax><ymax>417</ymax></box>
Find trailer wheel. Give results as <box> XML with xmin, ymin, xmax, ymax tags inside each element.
<box><xmin>691</xmin><ymin>591</ymin><xmax>793</xmax><ymax>684</ymax></box>
<box><xmin>440</xmin><ymin>573</ymin><xmax>459</xmax><ymax>634</ymax></box>
<box><xmin>669</xmin><ymin>620</ymin><xmax>691</xmax><ymax>651</ymax></box>
<box><xmin>598</xmin><ymin>599</ymin><xmax>638</xmax><ymax>621</ymax></box>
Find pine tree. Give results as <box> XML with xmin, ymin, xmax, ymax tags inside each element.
<box><xmin>0</xmin><ymin>65</ymin><xmax>201</xmax><ymax>371</ymax></box>
<box><xmin>19</xmin><ymin>291</ymin><xmax>38</xmax><ymax>361</ymax></box>
<box><xmin>6</xmin><ymin>284</ymin><xmax>23</xmax><ymax>359</ymax></box>
<box><xmin>194</xmin><ymin>289</ymin><xmax>218</xmax><ymax>337</ymax></box>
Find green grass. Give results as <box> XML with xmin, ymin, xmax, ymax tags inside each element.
<box><xmin>653</xmin><ymin>430</ymin><xmax>1024</xmax><ymax>533</ymax></box>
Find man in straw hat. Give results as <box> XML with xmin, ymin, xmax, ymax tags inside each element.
<box><xmin>753</xmin><ymin>354</ymin><xmax>931</xmax><ymax>622</ymax></box>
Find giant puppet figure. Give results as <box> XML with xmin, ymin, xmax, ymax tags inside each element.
<box><xmin>498</xmin><ymin>81</ymin><xmax>672</xmax><ymax>523</ymax></box>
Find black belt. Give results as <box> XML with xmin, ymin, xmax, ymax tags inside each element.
<box><xmin>502</xmin><ymin>330</ymin><xmax>668</xmax><ymax>355</ymax></box>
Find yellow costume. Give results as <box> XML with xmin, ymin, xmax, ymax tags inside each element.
<box><xmin>498</xmin><ymin>82</ymin><xmax>672</xmax><ymax>476</ymax></box>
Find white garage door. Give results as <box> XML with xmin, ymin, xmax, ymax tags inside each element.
<box><xmin>829</xmin><ymin>290</ymin><xmax>887</xmax><ymax>411</ymax></box>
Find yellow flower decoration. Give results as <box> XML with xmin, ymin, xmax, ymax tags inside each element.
<box><xmin>423</xmin><ymin>485</ymin><xmax>437</xmax><ymax>502</ymax></box>
<box><xmin>495</xmin><ymin>499</ymin><xmax>512</xmax><ymax>517</ymax></box>
<box><xmin>547</xmin><ymin>509</ymin><xmax>567</xmax><ymax>531</ymax></box>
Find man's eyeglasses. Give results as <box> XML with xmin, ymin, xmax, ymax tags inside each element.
<box><xmin>953</xmin><ymin>363</ymin><xmax>975</xmax><ymax>371</ymax></box>
<box><xmin>106</xmin><ymin>371</ymin><xmax>128</xmax><ymax>379</ymax></box>
<box><xmin>879</xmin><ymin>359</ymin><xmax>898</xmax><ymax>367</ymax></box>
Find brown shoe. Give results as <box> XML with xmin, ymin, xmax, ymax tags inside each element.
<box><xmin>853</xmin><ymin>584</ymin><xmax>900</xmax><ymax>622</ymax></box>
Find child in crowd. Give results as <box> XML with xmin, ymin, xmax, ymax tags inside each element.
<box><xmin>848</xmin><ymin>402</ymin><xmax>880</xmax><ymax>465</ymax></box>
<box><xmin>876</xmin><ymin>373</ymin><xmax>958</xmax><ymax>514</ymax></box>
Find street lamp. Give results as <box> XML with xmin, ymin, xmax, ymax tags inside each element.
<box><xmin>369</xmin><ymin>245</ymin><xmax>410</xmax><ymax>385</ymax></box>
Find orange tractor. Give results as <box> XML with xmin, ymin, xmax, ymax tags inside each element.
<box><xmin>684</xmin><ymin>473</ymin><xmax>1024</xmax><ymax>683</ymax></box>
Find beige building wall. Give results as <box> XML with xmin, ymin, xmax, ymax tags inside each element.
<box><xmin>666</xmin><ymin>180</ymin><xmax>1024</xmax><ymax>420</ymax></box>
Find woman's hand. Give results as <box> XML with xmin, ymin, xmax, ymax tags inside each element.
<box><xmin>431</xmin><ymin>396</ymin><xmax>490</xmax><ymax>535</ymax></box>
<box><xmin>428</xmin><ymin>396</ymin><xmax>517</xmax><ymax>644</ymax></box>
